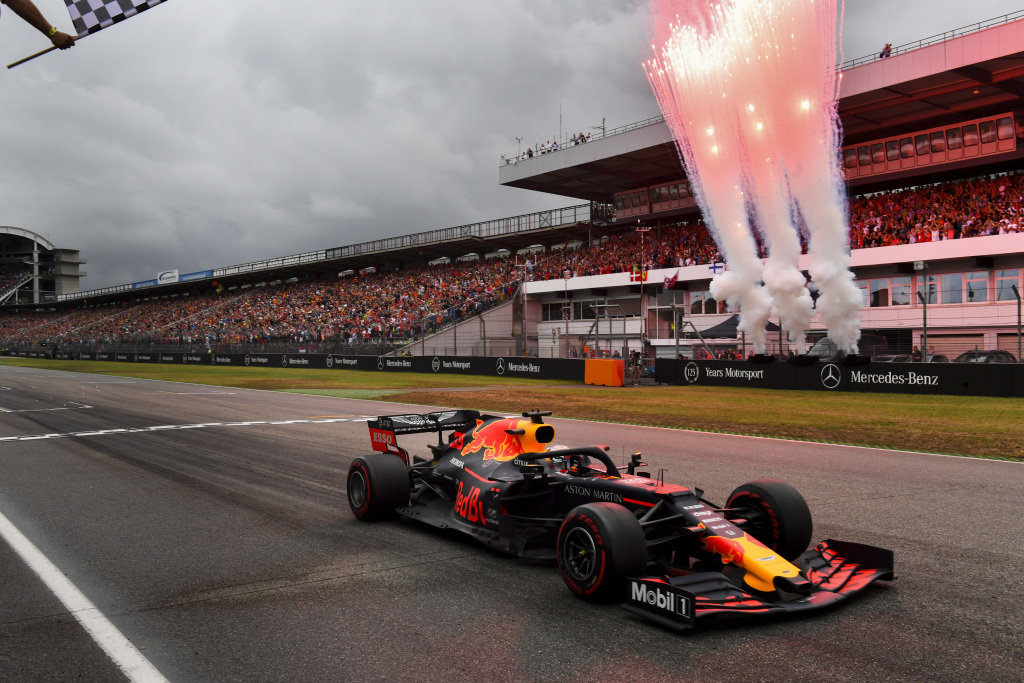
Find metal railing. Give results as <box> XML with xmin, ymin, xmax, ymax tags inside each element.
<box><xmin>503</xmin><ymin>11</ymin><xmax>1024</xmax><ymax>166</ymax></box>
<box><xmin>324</xmin><ymin>204</ymin><xmax>590</xmax><ymax>260</ymax></box>
<box><xmin>0</xmin><ymin>275</ymin><xmax>33</xmax><ymax>305</ymax></box>
<box><xmin>502</xmin><ymin>116</ymin><xmax>667</xmax><ymax>166</ymax></box>
<box><xmin>56</xmin><ymin>204</ymin><xmax>590</xmax><ymax>304</ymax></box>
<box><xmin>840</xmin><ymin>10</ymin><xmax>1024</xmax><ymax>70</ymax></box>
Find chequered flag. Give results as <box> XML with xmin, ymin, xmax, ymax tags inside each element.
<box><xmin>64</xmin><ymin>0</ymin><xmax>168</xmax><ymax>38</ymax></box>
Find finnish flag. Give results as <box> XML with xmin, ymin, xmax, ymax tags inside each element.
<box><xmin>64</xmin><ymin>0</ymin><xmax>168</xmax><ymax>38</ymax></box>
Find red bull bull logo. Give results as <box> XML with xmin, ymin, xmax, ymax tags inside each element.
<box><xmin>462</xmin><ymin>419</ymin><xmax>525</xmax><ymax>462</ymax></box>
<box><xmin>701</xmin><ymin>534</ymin><xmax>747</xmax><ymax>565</ymax></box>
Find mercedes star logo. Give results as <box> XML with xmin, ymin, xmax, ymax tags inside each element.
<box><xmin>431</xmin><ymin>357</ymin><xmax>441</xmax><ymax>373</ymax></box>
<box><xmin>282</xmin><ymin>355</ymin><xmax>289</xmax><ymax>368</ymax></box>
<box><xmin>496</xmin><ymin>358</ymin><xmax>506</xmax><ymax>375</ymax></box>
<box><xmin>377</xmin><ymin>356</ymin><xmax>385</xmax><ymax>370</ymax></box>
<box><xmin>820</xmin><ymin>363</ymin><xmax>842</xmax><ymax>390</ymax></box>
<box><xmin>683</xmin><ymin>362</ymin><xmax>700</xmax><ymax>384</ymax></box>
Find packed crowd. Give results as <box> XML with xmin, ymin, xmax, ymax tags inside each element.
<box><xmin>525</xmin><ymin>223</ymin><xmax>723</xmax><ymax>281</ymax></box>
<box><xmin>849</xmin><ymin>173</ymin><xmax>1024</xmax><ymax>247</ymax></box>
<box><xmin>0</xmin><ymin>271</ymin><xmax>28</xmax><ymax>295</ymax></box>
<box><xmin>0</xmin><ymin>259</ymin><xmax>519</xmax><ymax>347</ymax></box>
<box><xmin>3</xmin><ymin>173</ymin><xmax>1022</xmax><ymax>348</ymax></box>
<box><xmin>529</xmin><ymin>172</ymin><xmax>1024</xmax><ymax>279</ymax></box>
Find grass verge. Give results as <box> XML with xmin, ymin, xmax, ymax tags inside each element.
<box><xmin>4</xmin><ymin>357</ymin><xmax>1022</xmax><ymax>460</ymax></box>
<box><xmin>386</xmin><ymin>386</ymin><xmax>1024</xmax><ymax>461</ymax></box>
<box><xmin>0</xmin><ymin>358</ymin><xmax>570</xmax><ymax>392</ymax></box>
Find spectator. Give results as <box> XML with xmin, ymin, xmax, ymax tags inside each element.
<box><xmin>1</xmin><ymin>0</ymin><xmax>76</xmax><ymax>49</ymax></box>
<box><xmin>880</xmin><ymin>43</ymin><xmax>891</xmax><ymax>58</ymax></box>
<box><xmin>7</xmin><ymin>172</ymin><xmax>1023</xmax><ymax>348</ymax></box>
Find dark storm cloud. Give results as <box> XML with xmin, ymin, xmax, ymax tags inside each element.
<box><xmin>0</xmin><ymin>0</ymin><xmax>1020</xmax><ymax>289</ymax></box>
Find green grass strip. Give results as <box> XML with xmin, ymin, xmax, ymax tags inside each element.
<box><xmin>4</xmin><ymin>357</ymin><xmax>1022</xmax><ymax>461</ymax></box>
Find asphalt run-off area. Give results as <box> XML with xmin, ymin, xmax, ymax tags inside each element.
<box><xmin>0</xmin><ymin>364</ymin><xmax>1021</xmax><ymax>681</ymax></box>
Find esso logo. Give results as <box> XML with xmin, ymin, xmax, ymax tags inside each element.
<box><xmin>372</xmin><ymin>431</ymin><xmax>395</xmax><ymax>445</ymax></box>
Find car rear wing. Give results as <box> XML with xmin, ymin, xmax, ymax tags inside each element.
<box><xmin>367</xmin><ymin>410</ymin><xmax>483</xmax><ymax>460</ymax></box>
<box><xmin>368</xmin><ymin>410</ymin><xmax>481</xmax><ymax>435</ymax></box>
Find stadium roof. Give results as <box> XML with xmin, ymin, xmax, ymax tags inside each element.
<box><xmin>0</xmin><ymin>226</ymin><xmax>56</xmax><ymax>252</ymax></box>
<box><xmin>57</xmin><ymin>204</ymin><xmax>601</xmax><ymax>304</ymax></box>
<box><xmin>499</xmin><ymin>12</ymin><xmax>1024</xmax><ymax>201</ymax></box>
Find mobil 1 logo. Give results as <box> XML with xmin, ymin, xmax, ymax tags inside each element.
<box><xmin>627</xmin><ymin>579</ymin><xmax>692</xmax><ymax>626</ymax></box>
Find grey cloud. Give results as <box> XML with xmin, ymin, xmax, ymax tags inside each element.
<box><xmin>1</xmin><ymin>0</ymin><xmax>1019</xmax><ymax>288</ymax></box>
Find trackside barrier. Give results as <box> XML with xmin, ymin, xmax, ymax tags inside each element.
<box><xmin>584</xmin><ymin>359</ymin><xmax>624</xmax><ymax>387</ymax></box>
<box><xmin>655</xmin><ymin>358</ymin><xmax>1024</xmax><ymax>398</ymax></box>
<box><xmin>16</xmin><ymin>352</ymin><xmax>1024</xmax><ymax>396</ymax></box>
<box><xmin>27</xmin><ymin>351</ymin><xmax>587</xmax><ymax>383</ymax></box>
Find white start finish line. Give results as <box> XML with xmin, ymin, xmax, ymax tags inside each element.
<box><xmin>0</xmin><ymin>417</ymin><xmax>372</xmax><ymax>443</ymax></box>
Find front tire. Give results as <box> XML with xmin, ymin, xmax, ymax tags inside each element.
<box><xmin>347</xmin><ymin>455</ymin><xmax>410</xmax><ymax>521</ymax></box>
<box><xmin>727</xmin><ymin>479</ymin><xmax>812</xmax><ymax>561</ymax></box>
<box><xmin>557</xmin><ymin>503</ymin><xmax>647</xmax><ymax>602</ymax></box>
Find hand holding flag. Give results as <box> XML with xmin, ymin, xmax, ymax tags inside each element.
<box><xmin>7</xmin><ymin>0</ymin><xmax>171</xmax><ymax>69</ymax></box>
<box><xmin>1</xmin><ymin>0</ymin><xmax>76</xmax><ymax>50</ymax></box>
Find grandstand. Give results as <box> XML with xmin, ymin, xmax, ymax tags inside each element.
<box><xmin>2</xmin><ymin>13</ymin><xmax>1024</xmax><ymax>364</ymax></box>
<box><xmin>501</xmin><ymin>12</ymin><xmax>1024</xmax><ymax>362</ymax></box>
<box><xmin>0</xmin><ymin>226</ymin><xmax>84</xmax><ymax>306</ymax></box>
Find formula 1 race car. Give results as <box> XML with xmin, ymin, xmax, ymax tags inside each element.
<box><xmin>347</xmin><ymin>409</ymin><xmax>894</xmax><ymax>629</ymax></box>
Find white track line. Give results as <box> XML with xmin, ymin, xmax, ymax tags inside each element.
<box><xmin>0</xmin><ymin>510</ymin><xmax>168</xmax><ymax>683</ymax></box>
<box><xmin>0</xmin><ymin>417</ymin><xmax>372</xmax><ymax>443</ymax></box>
<box><xmin>0</xmin><ymin>404</ymin><xmax>93</xmax><ymax>415</ymax></box>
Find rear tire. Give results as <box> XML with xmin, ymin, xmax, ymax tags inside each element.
<box><xmin>727</xmin><ymin>479</ymin><xmax>812</xmax><ymax>561</ymax></box>
<box><xmin>557</xmin><ymin>503</ymin><xmax>647</xmax><ymax>602</ymax></box>
<box><xmin>347</xmin><ymin>455</ymin><xmax>409</xmax><ymax>521</ymax></box>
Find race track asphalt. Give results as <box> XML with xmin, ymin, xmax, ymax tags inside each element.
<box><xmin>0</xmin><ymin>363</ymin><xmax>1021</xmax><ymax>682</ymax></box>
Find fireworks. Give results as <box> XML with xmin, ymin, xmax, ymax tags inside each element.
<box><xmin>646</xmin><ymin>0</ymin><xmax>862</xmax><ymax>354</ymax></box>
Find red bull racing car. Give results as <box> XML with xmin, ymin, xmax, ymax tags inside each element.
<box><xmin>347</xmin><ymin>409</ymin><xmax>894</xmax><ymax>629</ymax></box>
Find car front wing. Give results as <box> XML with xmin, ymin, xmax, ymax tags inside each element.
<box><xmin>622</xmin><ymin>540</ymin><xmax>894</xmax><ymax>630</ymax></box>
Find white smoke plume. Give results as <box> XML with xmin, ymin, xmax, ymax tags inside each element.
<box><xmin>647</xmin><ymin>0</ymin><xmax>862</xmax><ymax>355</ymax></box>
<box><xmin>646</xmin><ymin>7</ymin><xmax>773</xmax><ymax>353</ymax></box>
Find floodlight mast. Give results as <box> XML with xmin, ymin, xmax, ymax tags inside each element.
<box><xmin>1012</xmin><ymin>284</ymin><xmax>1021</xmax><ymax>362</ymax></box>
<box><xmin>915</xmin><ymin>261</ymin><xmax>928</xmax><ymax>361</ymax></box>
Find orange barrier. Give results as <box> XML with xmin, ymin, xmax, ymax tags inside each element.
<box><xmin>584</xmin><ymin>359</ymin><xmax>624</xmax><ymax>387</ymax></box>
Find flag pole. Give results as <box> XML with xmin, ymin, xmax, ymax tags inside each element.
<box><xmin>7</xmin><ymin>45</ymin><xmax>59</xmax><ymax>70</ymax></box>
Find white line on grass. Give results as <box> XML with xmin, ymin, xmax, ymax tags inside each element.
<box><xmin>0</xmin><ymin>510</ymin><xmax>168</xmax><ymax>683</ymax></box>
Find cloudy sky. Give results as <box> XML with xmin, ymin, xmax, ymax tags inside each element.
<box><xmin>2</xmin><ymin>0</ymin><xmax>1023</xmax><ymax>290</ymax></box>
